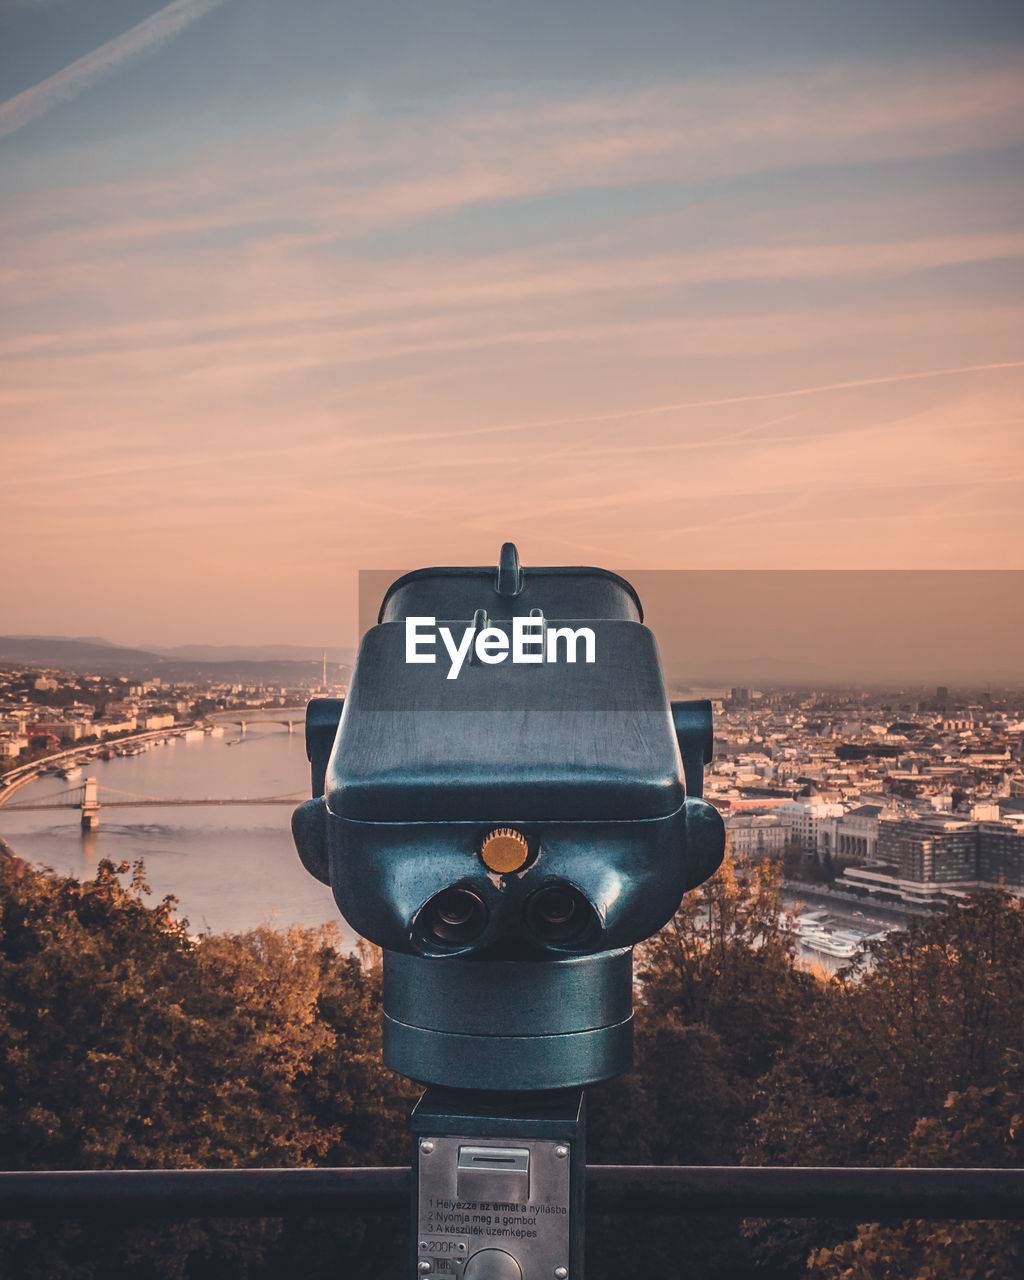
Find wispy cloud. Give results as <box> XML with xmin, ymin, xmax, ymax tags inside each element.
<box><xmin>3</xmin><ymin>232</ymin><xmax>1022</xmax><ymax>364</ymax></box>
<box><xmin>3</xmin><ymin>53</ymin><xmax>1023</xmax><ymax>239</ymax></box>
<box><xmin>0</xmin><ymin>0</ymin><xmax>230</xmax><ymax>141</ymax></box>
<box><xmin>2</xmin><ymin>44</ymin><xmax>1023</xmax><ymax>638</ymax></box>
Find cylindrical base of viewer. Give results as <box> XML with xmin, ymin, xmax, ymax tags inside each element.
<box><xmin>412</xmin><ymin>1087</ymin><xmax>585</xmax><ymax>1280</ymax></box>
<box><xmin>382</xmin><ymin>948</ymin><xmax>633</xmax><ymax>1091</ymax></box>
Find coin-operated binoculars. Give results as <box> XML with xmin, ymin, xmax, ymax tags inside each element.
<box><xmin>293</xmin><ymin>544</ymin><xmax>725</xmax><ymax>1279</ymax></box>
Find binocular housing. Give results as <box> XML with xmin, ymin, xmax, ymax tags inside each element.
<box><xmin>293</xmin><ymin>545</ymin><xmax>725</xmax><ymax>1090</ymax></box>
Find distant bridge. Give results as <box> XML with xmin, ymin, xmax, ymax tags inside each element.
<box><xmin>208</xmin><ymin>708</ymin><xmax>308</xmax><ymax>735</ymax></box>
<box><xmin>0</xmin><ymin>780</ymin><xmax>306</xmax><ymax>829</ymax></box>
<box><xmin>216</xmin><ymin>720</ymin><xmax>298</xmax><ymax>734</ymax></box>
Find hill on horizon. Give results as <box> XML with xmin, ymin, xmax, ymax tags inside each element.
<box><xmin>0</xmin><ymin>636</ymin><xmax>352</xmax><ymax>685</ymax></box>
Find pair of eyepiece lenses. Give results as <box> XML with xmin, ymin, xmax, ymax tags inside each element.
<box><xmin>419</xmin><ymin>881</ymin><xmax>596</xmax><ymax>951</ymax></box>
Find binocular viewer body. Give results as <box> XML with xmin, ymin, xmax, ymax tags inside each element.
<box><xmin>293</xmin><ymin>546</ymin><xmax>725</xmax><ymax>1090</ymax></box>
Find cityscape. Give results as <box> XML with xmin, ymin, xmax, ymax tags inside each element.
<box><xmin>3</xmin><ymin>647</ymin><xmax>1022</xmax><ymax>967</ymax></box>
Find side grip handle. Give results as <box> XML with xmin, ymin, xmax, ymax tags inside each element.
<box><xmin>671</xmin><ymin>698</ymin><xmax>713</xmax><ymax>799</ymax></box>
<box><xmin>292</xmin><ymin>796</ymin><xmax>330</xmax><ymax>886</ymax></box>
<box><xmin>683</xmin><ymin>797</ymin><xmax>727</xmax><ymax>889</ymax></box>
<box><xmin>305</xmin><ymin>697</ymin><xmax>345</xmax><ymax>798</ymax></box>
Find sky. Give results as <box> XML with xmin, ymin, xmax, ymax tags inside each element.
<box><xmin>1</xmin><ymin>0</ymin><xmax>1022</xmax><ymax>660</ymax></box>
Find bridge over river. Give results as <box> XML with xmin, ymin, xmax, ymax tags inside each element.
<box><xmin>0</xmin><ymin>780</ymin><xmax>306</xmax><ymax>830</ymax></box>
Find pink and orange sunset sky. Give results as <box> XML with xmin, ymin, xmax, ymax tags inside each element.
<box><xmin>1</xmin><ymin>1</ymin><xmax>1022</xmax><ymax>650</ymax></box>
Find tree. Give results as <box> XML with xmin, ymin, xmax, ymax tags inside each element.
<box><xmin>635</xmin><ymin>857</ymin><xmax>816</xmax><ymax>1090</ymax></box>
<box><xmin>746</xmin><ymin>892</ymin><xmax>1024</xmax><ymax>1275</ymax></box>
<box><xmin>808</xmin><ymin>1052</ymin><xmax>1024</xmax><ymax>1279</ymax></box>
<box><xmin>5</xmin><ymin>852</ymin><xmax>1022</xmax><ymax>1278</ymax></box>
<box><xmin>586</xmin><ymin>858</ymin><xmax>820</xmax><ymax>1278</ymax></box>
<box><xmin>751</xmin><ymin>892</ymin><xmax>1024</xmax><ymax>1168</ymax></box>
<box><xmin>0</xmin><ymin>854</ymin><xmax>415</xmax><ymax>1277</ymax></box>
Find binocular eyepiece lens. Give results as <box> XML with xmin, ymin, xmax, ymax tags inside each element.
<box><xmin>526</xmin><ymin>883</ymin><xmax>597</xmax><ymax>948</ymax></box>
<box><xmin>423</xmin><ymin>887</ymin><xmax>488</xmax><ymax>945</ymax></box>
<box><xmin>536</xmin><ymin>886</ymin><xmax>577</xmax><ymax>927</ymax></box>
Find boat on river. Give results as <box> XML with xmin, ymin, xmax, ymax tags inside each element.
<box><xmin>796</xmin><ymin>921</ymin><xmax>861</xmax><ymax>960</ymax></box>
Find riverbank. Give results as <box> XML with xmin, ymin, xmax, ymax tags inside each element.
<box><xmin>0</xmin><ymin>724</ymin><xmax>205</xmax><ymax>808</ymax></box>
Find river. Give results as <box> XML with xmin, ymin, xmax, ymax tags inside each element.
<box><xmin>0</xmin><ymin>722</ymin><xmax>349</xmax><ymax>941</ymax></box>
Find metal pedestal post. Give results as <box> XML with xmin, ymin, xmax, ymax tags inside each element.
<box><xmin>411</xmin><ymin>1087</ymin><xmax>586</xmax><ymax>1280</ymax></box>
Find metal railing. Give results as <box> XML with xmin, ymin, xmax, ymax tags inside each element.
<box><xmin>1</xmin><ymin>1166</ymin><xmax>1022</xmax><ymax>1221</ymax></box>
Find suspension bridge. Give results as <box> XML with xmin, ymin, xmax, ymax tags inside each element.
<box><xmin>213</xmin><ymin>719</ymin><xmax>298</xmax><ymax>734</ymax></box>
<box><xmin>0</xmin><ymin>780</ymin><xmax>306</xmax><ymax>830</ymax></box>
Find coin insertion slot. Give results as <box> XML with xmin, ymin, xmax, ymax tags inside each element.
<box><xmin>457</xmin><ymin>1146</ymin><xmax>530</xmax><ymax>1203</ymax></box>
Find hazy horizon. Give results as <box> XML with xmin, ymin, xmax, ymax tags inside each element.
<box><xmin>1</xmin><ymin>567</ymin><xmax>1019</xmax><ymax>686</ymax></box>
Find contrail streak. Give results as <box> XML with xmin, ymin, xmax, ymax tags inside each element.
<box><xmin>0</xmin><ymin>0</ymin><xmax>230</xmax><ymax>141</ymax></box>
<box><xmin>371</xmin><ymin>360</ymin><xmax>1024</xmax><ymax>444</ymax></box>
<box><xmin>494</xmin><ymin>360</ymin><xmax>1024</xmax><ymax>434</ymax></box>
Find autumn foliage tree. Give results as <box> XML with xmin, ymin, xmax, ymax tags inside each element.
<box><xmin>2</xmin><ymin>850</ymin><xmax>1022</xmax><ymax>1279</ymax></box>
<box><xmin>808</xmin><ymin>1052</ymin><xmax>1024</xmax><ymax>1280</ymax></box>
<box><xmin>0</xmin><ymin>854</ymin><xmax>415</xmax><ymax>1277</ymax></box>
<box><xmin>746</xmin><ymin>891</ymin><xmax>1024</xmax><ymax>1275</ymax></box>
<box><xmin>750</xmin><ymin>892</ymin><xmax>1024</xmax><ymax>1169</ymax></box>
<box><xmin>586</xmin><ymin>857</ymin><xmax>821</xmax><ymax>1278</ymax></box>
